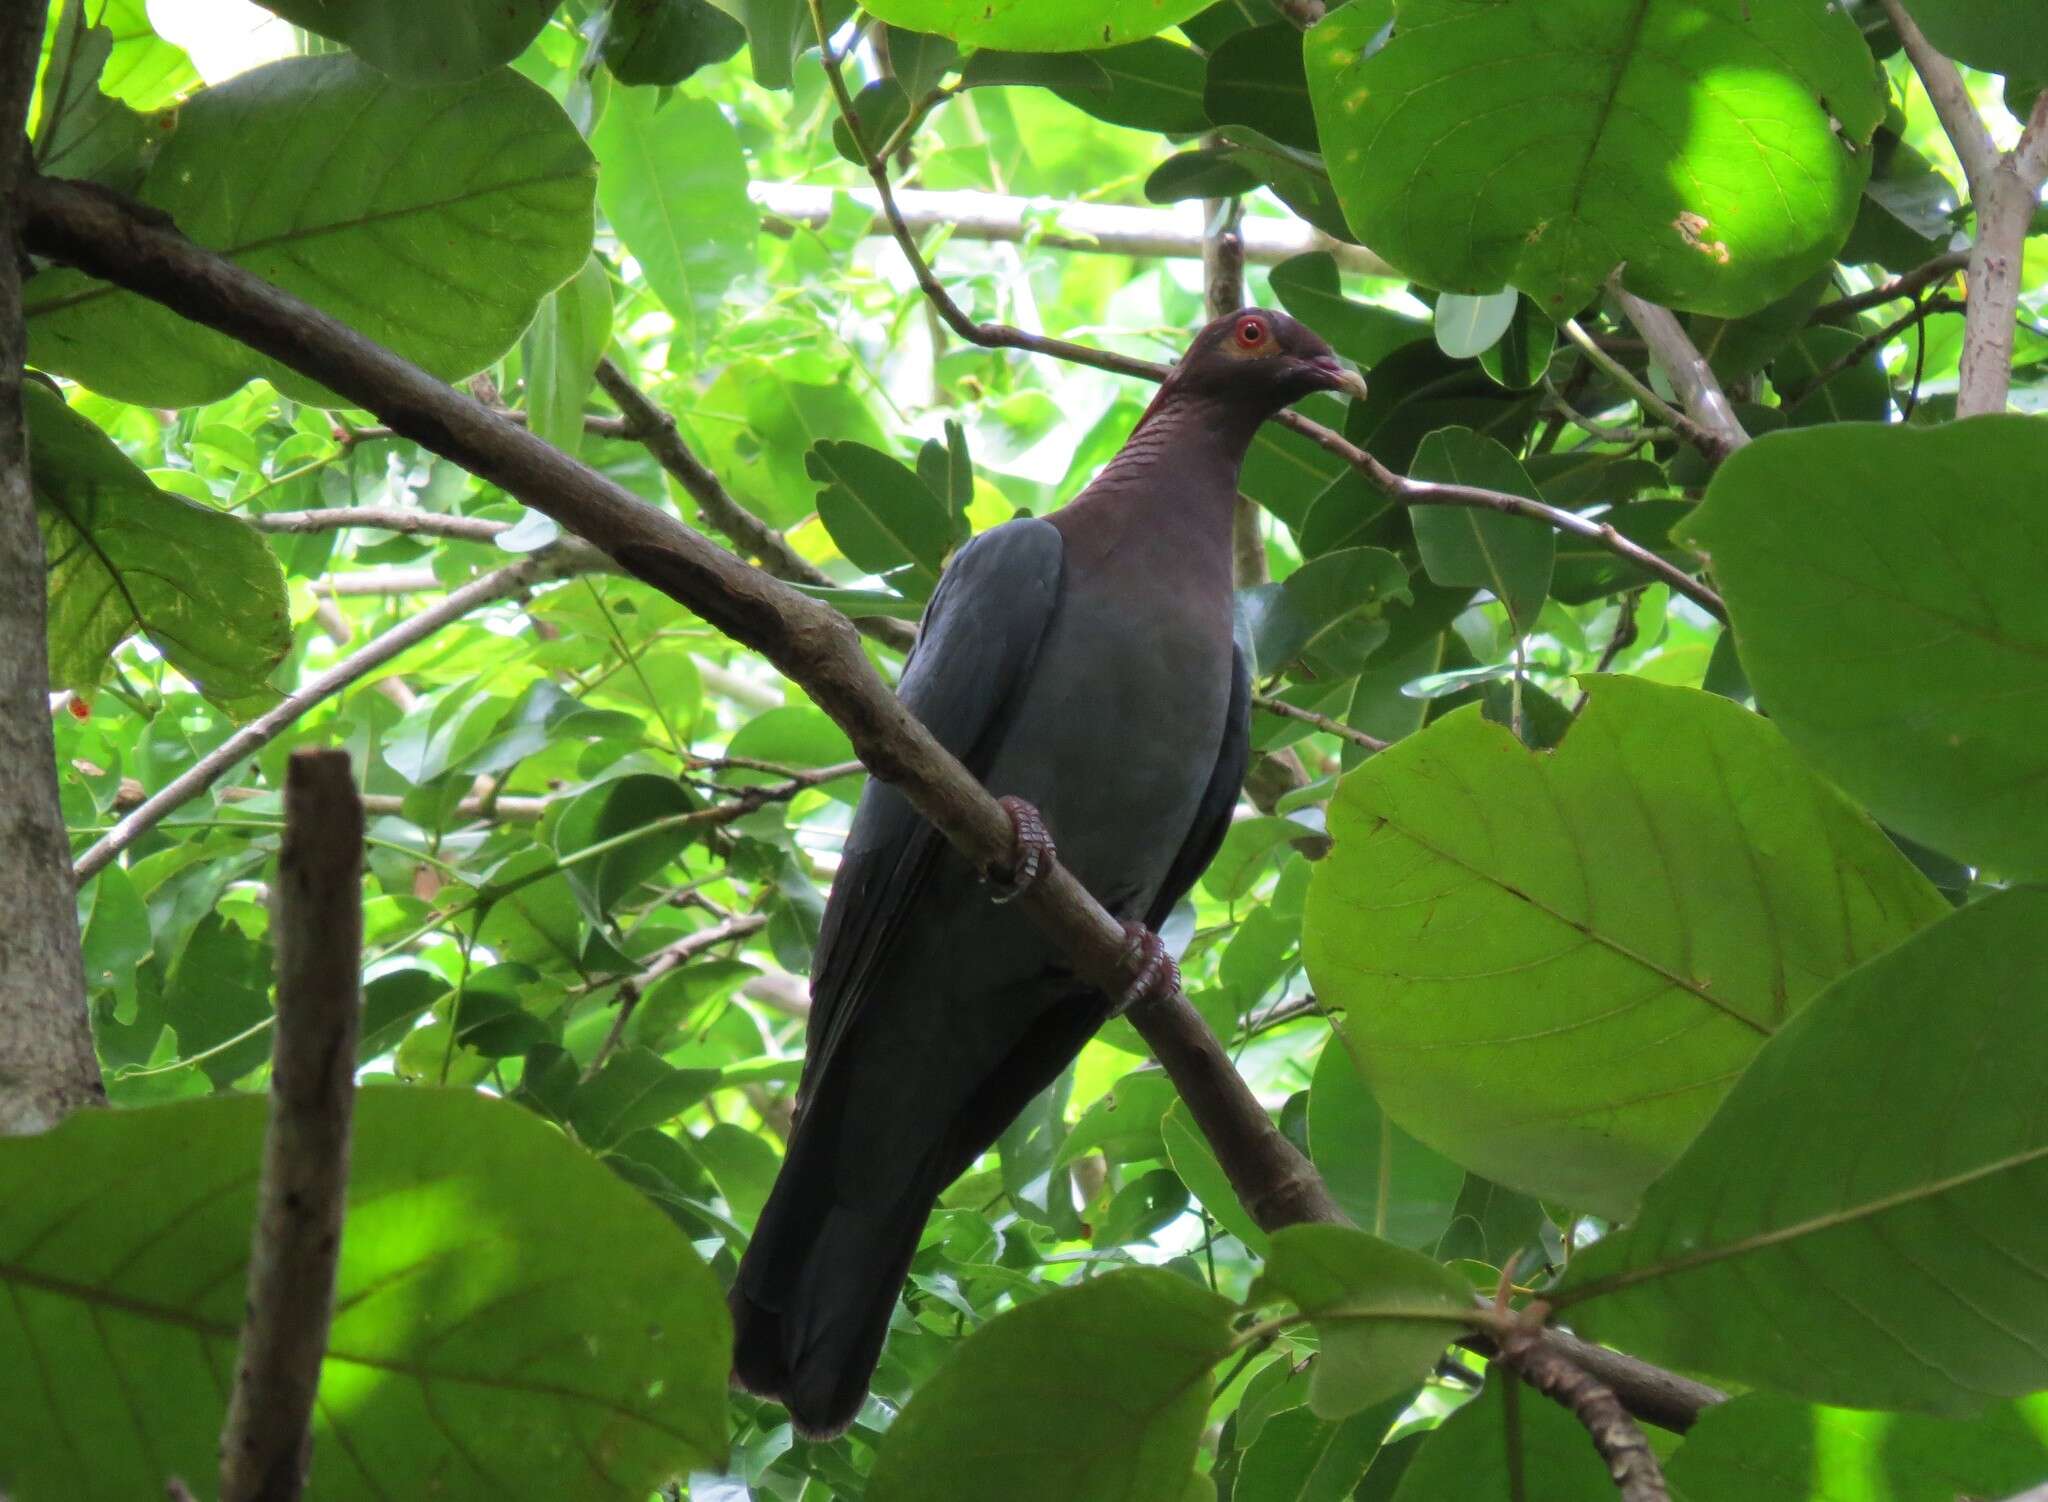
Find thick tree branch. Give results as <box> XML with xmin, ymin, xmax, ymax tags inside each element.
<box><xmin>71</xmin><ymin>540</ymin><xmax>607</xmax><ymax>881</ymax></box>
<box><xmin>19</xmin><ymin>171</ymin><xmax>1722</xmax><ymax>1434</ymax></box>
<box><xmin>1495</xmin><ymin>1320</ymin><xmax>1669</xmax><ymax>1502</ymax></box>
<box><xmin>1879</xmin><ymin>0</ymin><xmax>2048</xmax><ymax>415</ymax></box>
<box><xmin>0</xmin><ymin>0</ymin><xmax>104</xmax><ymax>1132</ymax></box>
<box><xmin>220</xmin><ymin>750</ymin><xmax>363</xmax><ymax>1502</ymax></box>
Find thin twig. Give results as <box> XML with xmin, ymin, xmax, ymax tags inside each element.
<box><xmin>219</xmin><ymin>749</ymin><xmax>363</xmax><ymax>1502</ymax></box>
<box><xmin>583</xmin><ymin>911</ymin><xmax>770</xmax><ymax>1080</ymax></box>
<box><xmin>1252</xmin><ymin>693</ymin><xmax>1389</xmax><ymax>752</ymax></box>
<box><xmin>1812</xmin><ymin>250</ymin><xmax>1968</xmax><ymax>322</ymax></box>
<box><xmin>71</xmin><ymin>543</ymin><xmax>606</xmax><ymax>881</ymax></box>
<box><xmin>1784</xmin><ymin>295</ymin><xmax>1963</xmax><ymax>404</ymax></box>
<box><xmin>592</xmin><ymin>358</ymin><xmax>915</xmax><ymax>651</ymax></box>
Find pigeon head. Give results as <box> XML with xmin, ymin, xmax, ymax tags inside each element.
<box><xmin>1161</xmin><ymin>307</ymin><xmax>1368</xmax><ymax>414</ymax></box>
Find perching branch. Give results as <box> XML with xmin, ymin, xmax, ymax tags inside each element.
<box><xmin>71</xmin><ymin>540</ymin><xmax>608</xmax><ymax>881</ymax></box>
<box><xmin>1879</xmin><ymin>0</ymin><xmax>2048</xmax><ymax>416</ymax></box>
<box><xmin>0</xmin><ymin>0</ymin><xmax>103</xmax><ymax>1133</ymax></box>
<box><xmin>219</xmin><ymin>749</ymin><xmax>363</xmax><ymax>1502</ymax></box>
<box><xmin>252</xmin><ymin>507</ymin><xmax>508</xmax><ymax>542</ymax></box>
<box><xmin>804</xmin><ymin>11</ymin><xmax>1728</xmax><ymax>622</ymax></box>
<box><xmin>19</xmin><ymin>171</ymin><xmax>1723</xmax><ymax>1436</ymax></box>
<box><xmin>584</xmin><ymin>911</ymin><xmax>771</xmax><ymax>1080</ymax></box>
<box><xmin>1812</xmin><ymin>249</ymin><xmax>1969</xmax><ymax>322</ymax></box>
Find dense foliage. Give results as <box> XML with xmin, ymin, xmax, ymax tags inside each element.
<box><xmin>7</xmin><ymin>0</ymin><xmax>2048</xmax><ymax>1499</ymax></box>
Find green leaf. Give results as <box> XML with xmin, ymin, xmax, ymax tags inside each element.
<box><xmin>31</xmin><ymin>0</ymin><xmax>168</xmax><ymax>191</ymax></box>
<box><xmin>39</xmin><ymin>0</ymin><xmax>197</xmax><ymax>111</ymax></box>
<box><xmin>27</xmin><ymin>56</ymin><xmax>595</xmax><ymax>408</ymax></box>
<box><xmin>959</xmin><ymin>49</ymin><xmax>1110</xmax><ymax>92</ymax></box>
<box><xmin>594</xmin><ymin>89</ymin><xmax>753</xmax><ymax>358</ymax></box>
<box><xmin>1162</xmin><ymin>1101</ymin><xmax>1268</xmax><ymax>1253</ymax></box>
<box><xmin>0</xmin><ymin>1089</ymin><xmax>728</xmax><ymax>1499</ymax></box>
<box><xmin>1203</xmin><ymin>23</ymin><xmax>1314</xmax><ymax>152</ymax></box>
<box><xmin>1477</xmin><ymin>296</ymin><xmax>1558</xmax><ymax>390</ymax></box>
<box><xmin>1052</xmin><ymin>39</ymin><xmax>1209</xmax><ymax>133</ymax></box>
<box><xmin>1235</xmin><ymin>1397</ymin><xmax>1407</xmax><ymax>1502</ymax></box>
<box><xmin>888</xmin><ymin>27</ymin><xmax>960</xmax><ymax>95</ymax></box>
<box><xmin>1241</xmin><ymin>546</ymin><xmax>1410</xmax><ymax>679</ymax></box>
<box><xmin>1302</xmin><ymin>676</ymin><xmax>1947</xmax><ymax>1218</ymax></box>
<box><xmin>255</xmin><ymin>0</ymin><xmax>554</xmax><ymax>81</ymax></box>
<box><xmin>684</xmin><ymin>362</ymin><xmax>890</xmax><ymax>530</ymax></box>
<box><xmin>1773</xmin><ymin>325</ymin><xmax>1890</xmax><ymax>426</ymax></box>
<box><xmin>569</xmin><ymin>1047</ymin><xmax>723</xmax><ymax>1149</ymax></box>
<box><xmin>805</xmin><ymin>440</ymin><xmax>953</xmax><ymax>593</ymax></box>
<box><xmin>162</xmin><ymin>913</ymin><xmax>272</xmax><ymax>1089</ymax></box>
<box><xmin>1666</xmin><ymin>1392</ymin><xmax>2048</xmax><ymax>1502</ymax></box>
<box><xmin>29</xmin><ymin>383</ymin><xmax>289</xmax><ymax>706</ymax></box>
<box><xmin>524</xmin><ymin>252</ymin><xmax>614</xmax><ymax>458</ymax></box>
<box><xmin>867</xmin><ymin>1268</ymin><xmax>1234</xmax><ymax>1502</ymax></box>
<box><xmin>552</xmin><ymin>773</ymin><xmax>699</xmax><ymax>922</ymax></box>
<box><xmin>1249</xmin><ymin>1225</ymin><xmax>1475</xmax><ymax>1419</ymax></box>
<box><xmin>1145</xmin><ymin>147</ymin><xmax>1261</xmax><ymax>203</ymax></box>
<box><xmin>1432</xmin><ymin>290</ymin><xmax>1517</xmax><ymax>361</ymax></box>
<box><xmin>1680</xmin><ymin>416</ymin><xmax>2048</xmax><ymax>878</ymax></box>
<box><xmin>600</xmin><ymin>0</ymin><xmax>749</xmax><ymax>85</ymax></box>
<box><xmin>1058</xmin><ymin>1070</ymin><xmax>1178</xmax><ymax>1166</ymax></box>
<box><xmin>1909</xmin><ymin>0</ymin><xmax>2048</xmax><ymax>81</ymax></box>
<box><xmin>1558</xmin><ymin>887</ymin><xmax>2048</xmax><ymax>1415</ymax></box>
<box><xmin>1267</xmin><ymin>253</ymin><xmax>1424</xmax><ymax>371</ymax></box>
<box><xmin>1388</xmin><ymin>1376</ymin><xmax>1616</xmax><ymax>1502</ymax></box>
<box><xmin>1306</xmin><ymin>0</ymin><xmax>1884</xmax><ymax>317</ymax></box>
<box><xmin>1307</xmin><ymin>1038</ymin><xmax>1461</xmax><ymax>1252</ymax></box>
<box><xmin>832</xmin><ymin>77</ymin><xmax>911</xmax><ymax>162</ymax></box>
<box><xmin>855</xmin><ymin>0</ymin><xmax>1213</xmax><ymax>52</ymax></box>
<box><xmin>1408</xmin><ymin>428</ymin><xmax>1554</xmax><ymax>635</ymax></box>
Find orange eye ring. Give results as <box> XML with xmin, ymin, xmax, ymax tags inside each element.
<box><xmin>1235</xmin><ymin>317</ymin><xmax>1266</xmax><ymax>348</ymax></box>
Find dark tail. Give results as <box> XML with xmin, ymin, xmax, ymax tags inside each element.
<box><xmin>729</xmin><ymin>1146</ymin><xmax>934</xmax><ymax>1440</ymax></box>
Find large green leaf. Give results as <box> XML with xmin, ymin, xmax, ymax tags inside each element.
<box><xmin>854</xmin><ymin>0</ymin><xmax>1213</xmax><ymax>51</ymax></box>
<box><xmin>1305</xmin><ymin>0</ymin><xmax>1884</xmax><ymax>317</ymax></box>
<box><xmin>1203</xmin><ymin>23</ymin><xmax>1314</xmax><ymax>151</ymax></box>
<box><xmin>1557</xmin><ymin>887</ymin><xmax>2048</xmax><ymax>1414</ymax></box>
<box><xmin>1909</xmin><ymin>0</ymin><xmax>2048</xmax><ymax>81</ymax></box>
<box><xmin>1240</xmin><ymin>547</ymin><xmax>1410</xmax><ymax>679</ymax></box>
<box><xmin>1665</xmin><ymin>1392</ymin><xmax>2048</xmax><ymax>1502</ymax></box>
<box><xmin>1302</xmin><ymin>675</ymin><xmax>1946</xmax><ymax>1218</ymax></box>
<box><xmin>1408</xmin><ymin>428</ymin><xmax>1554</xmax><ymax>636</ymax></box>
<box><xmin>1052</xmin><ymin>39</ymin><xmax>1209</xmax><ymax>134</ymax></box>
<box><xmin>27</xmin><ymin>383</ymin><xmax>288</xmax><ymax>706</ymax></box>
<box><xmin>31</xmin><ymin>0</ymin><xmax>168</xmax><ymax>191</ymax></box>
<box><xmin>1680</xmin><ymin>417</ymin><xmax>2048</xmax><ymax>878</ymax></box>
<box><xmin>866</xmin><ymin>1268</ymin><xmax>1233</xmax><ymax>1502</ymax></box>
<box><xmin>1249</xmin><ymin>1226</ymin><xmax>1476</xmax><ymax>1419</ymax></box>
<box><xmin>0</xmin><ymin>1089</ymin><xmax>728</xmax><ymax>1500</ymax></box>
<box><xmin>593</xmin><ymin>89</ymin><xmax>753</xmax><ymax>359</ymax></box>
<box><xmin>27</xmin><ymin>56</ymin><xmax>594</xmax><ymax>408</ymax></box>
<box><xmin>599</xmin><ymin>0</ymin><xmax>748</xmax><ymax>85</ymax></box>
<box><xmin>255</xmin><ymin>0</ymin><xmax>556</xmax><ymax>81</ymax></box>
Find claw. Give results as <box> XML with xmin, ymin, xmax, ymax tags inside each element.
<box><xmin>986</xmin><ymin>796</ymin><xmax>1057</xmax><ymax>903</ymax></box>
<box><xmin>1115</xmin><ymin>921</ymin><xmax>1180</xmax><ymax>1015</ymax></box>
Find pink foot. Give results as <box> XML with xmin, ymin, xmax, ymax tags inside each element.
<box><xmin>986</xmin><ymin>795</ymin><xmax>1057</xmax><ymax>903</ymax></box>
<box><xmin>1116</xmin><ymin>921</ymin><xmax>1180</xmax><ymax>1014</ymax></box>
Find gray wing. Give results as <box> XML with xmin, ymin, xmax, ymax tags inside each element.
<box><xmin>1145</xmin><ymin>644</ymin><xmax>1252</xmax><ymax>930</ymax></box>
<box><xmin>802</xmin><ymin>518</ymin><xmax>1066</xmax><ymax>1101</ymax></box>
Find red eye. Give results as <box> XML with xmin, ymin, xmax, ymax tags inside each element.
<box><xmin>1236</xmin><ymin>317</ymin><xmax>1265</xmax><ymax>348</ymax></box>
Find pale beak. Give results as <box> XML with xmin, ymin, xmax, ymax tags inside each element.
<box><xmin>1308</xmin><ymin>353</ymin><xmax>1370</xmax><ymax>402</ymax></box>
